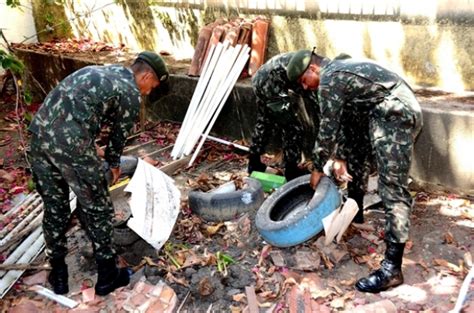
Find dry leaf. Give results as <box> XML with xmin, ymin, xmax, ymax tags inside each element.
<box><xmin>293</xmin><ymin>251</ymin><xmax>320</xmax><ymax>271</ymax></box>
<box><xmin>269</xmin><ymin>250</ymin><xmax>286</xmax><ymax>267</ymax></box>
<box><xmin>257</xmin><ymin>290</ymin><xmax>277</xmax><ymax>301</ymax></box>
<box><xmin>443</xmin><ymin>232</ymin><xmax>456</xmax><ymax>245</ymax></box>
<box><xmin>165</xmin><ymin>272</ymin><xmax>189</xmax><ymax>287</ymax></box>
<box><xmin>204</xmin><ymin>222</ymin><xmax>225</xmax><ymax>236</ymax></box>
<box><xmin>258</xmin><ymin>245</ymin><xmax>272</xmax><ymax>266</ymax></box>
<box><xmin>330</xmin><ymin>297</ymin><xmax>345</xmax><ymax>309</ymax></box>
<box><xmin>181</xmin><ymin>250</ymin><xmax>205</xmax><ymax>268</ymax></box>
<box><xmin>318</xmin><ymin>251</ymin><xmax>334</xmax><ymax>270</ymax></box>
<box><xmin>232</xmin><ymin>293</ymin><xmax>246</xmax><ymax>302</ymax></box>
<box><xmin>340</xmin><ymin>277</ymin><xmax>356</xmax><ymax>286</ymax></box>
<box><xmin>198</xmin><ymin>277</ymin><xmax>214</xmax><ymax>296</ymax></box>
<box><xmin>433</xmin><ymin>258</ymin><xmax>461</xmax><ymax>272</ymax></box>
<box><xmin>417</xmin><ymin>259</ymin><xmax>429</xmax><ymax>271</ymax></box>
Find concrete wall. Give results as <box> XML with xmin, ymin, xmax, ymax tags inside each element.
<box><xmin>29</xmin><ymin>0</ymin><xmax>474</xmax><ymax>91</ymax></box>
<box><xmin>13</xmin><ymin>49</ymin><xmax>474</xmax><ymax>195</ymax></box>
<box><xmin>0</xmin><ymin>0</ymin><xmax>37</xmax><ymax>47</ymax></box>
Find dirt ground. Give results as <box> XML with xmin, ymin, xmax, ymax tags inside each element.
<box><xmin>0</xmin><ymin>76</ymin><xmax>473</xmax><ymax>312</ymax></box>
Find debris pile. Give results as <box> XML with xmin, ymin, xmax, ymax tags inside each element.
<box><xmin>11</xmin><ymin>38</ymin><xmax>126</xmax><ymax>54</ymax></box>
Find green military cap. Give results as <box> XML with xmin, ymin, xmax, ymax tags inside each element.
<box><xmin>286</xmin><ymin>48</ymin><xmax>314</xmax><ymax>82</ymax></box>
<box><xmin>137</xmin><ymin>51</ymin><xmax>169</xmax><ymax>82</ymax></box>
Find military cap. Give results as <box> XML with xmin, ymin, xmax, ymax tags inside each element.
<box><xmin>137</xmin><ymin>51</ymin><xmax>169</xmax><ymax>82</ymax></box>
<box><xmin>286</xmin><ymin>49</ymin><xmax>313</xmax><ymax>82</ymax></box>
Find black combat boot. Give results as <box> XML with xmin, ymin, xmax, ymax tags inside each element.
<box><xmin>348</xmin><ymin>191</ymin><xmax>364</xmax><ymax>223</ymax></box>
<box><xmin>95</xmin><ymin>258</ymin><xmax>130</xmax><ymax>296</ymax></box>
<box><xmin>355</xmin><ymin>241</ymin><xmax>405</xmax><ymax>293</ymax></box>
<box><xmin>48</xmin><ymin>257</ymin><xmax>69</xmax><ymax>295</ymax></box>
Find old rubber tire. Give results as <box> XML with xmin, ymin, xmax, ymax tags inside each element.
<box><xmin>188</xmin><ymin>177</ymin><xmax>265</xmax><ymax>222</ymax></box>
<box><xmin>255</xmin><ymin>175</ymin><xmax>341</xmax><ymax>247</ymax></box>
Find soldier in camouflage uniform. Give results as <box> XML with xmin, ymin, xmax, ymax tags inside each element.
<box><xmin>248</xmin><ymin>51</ymin><xmax>319</xmax><ymax>181</ymax></box>
<box><xmin>301</xmin><ymin>52</ymin><xmax>422</xmax><ymax>293</ymax></box>
<box><xmin>28</xmin><ymin>51</ymin><xmax>169</xmax><ymax>296</ymax></box>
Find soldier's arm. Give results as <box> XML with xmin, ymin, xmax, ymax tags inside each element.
<box><xmin>334</xmin><ymin>111</ymin><xmax>351</xmax><ymax>161</ymax></box>
<box><xmin>312</xmin><ymin>75</ymin><xmax>348</xmax><ymax>172</ymax></box>
<box><xmin>105</xmin><ymin>95</ymin><xmax>140</xmax><ymax>168</ymax></box>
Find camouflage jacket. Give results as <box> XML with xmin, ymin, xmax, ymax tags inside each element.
<box><xmin>312</xmin><ymin>58</ymin><xmax>408</xmax><ymax>171</ymax></box>
<box><xmin>29</xmin><ymin>65</ymin><xmax>141</xmax><ymax>168</ymax></box>
<box><xmin>252</xmin><ymin>52</ymin><xmax>319</xmax><ymax>113</ymax></box>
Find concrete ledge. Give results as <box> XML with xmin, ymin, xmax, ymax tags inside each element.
<box><xmin>410</xmin><ymin>94</ymin><xmax>474</xmax><ymax>195</ymax></box>
<box><xmin>15</xmin><ymin>49</ymin><xmax>474</xmax><ymax>195</ymax></box>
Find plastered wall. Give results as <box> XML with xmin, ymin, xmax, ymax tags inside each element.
<box><xmin>29</xmin><ymin>0</ymin><xmax>474</xmax><ymax>91</ymax></box>
<box><xmin>0</xmin><ymin>0</ymin><xmax>37</xmax><ymax>47</ymax></box>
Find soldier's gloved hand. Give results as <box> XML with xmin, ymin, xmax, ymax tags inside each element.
<box><xmin>110</xmin><ymin>167</ymin><xmax>121</xmax><ymax>186</ymax></box>
<box><xmin>247</xmin><ymin>154</ymin><xmax>266</xmax><ymax>174</ymax></box>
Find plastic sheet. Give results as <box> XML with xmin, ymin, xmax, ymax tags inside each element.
<box><xmin>124</xmin><ymin>159</ymin><xmax>181</xmax><ymax>250</ymax></box>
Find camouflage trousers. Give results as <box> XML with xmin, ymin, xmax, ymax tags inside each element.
<box><xmin>249</xmin><ymin>99</ymin><xmax>304</xmax><ymax>166</ymax></box>
<box><xmin>28</xmin><ymin>134</ymin><xmax>115</xmax><ymax>261</ymax></box>
<box><xmin>345</xmin><ymin>83</ymin><xmax>422</xmax><ymax>243</ymax></box>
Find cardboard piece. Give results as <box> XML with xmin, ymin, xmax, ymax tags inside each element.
<box><xmin>322</xmin><ymin>198</ymin><xmax>359</xmax><ymax>245</ymax></box>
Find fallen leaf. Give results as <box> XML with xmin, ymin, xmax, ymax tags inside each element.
<box><xmin>293</xmin><ymin>250</ymin><xmax>320</xmax><ymax>271</ymax></box>
<box><xmin>269</xmin><ymin>250</ymin><xmax>286</xmax><ymax>267</ymax></box>
<box><xmin>443</xmin><ymin>232</ymin><xmax>456</xmax><ymax>245</ymax></box>
<box><xmin>258</xmin><ymin>244</ymin><xmax>272</xmax><ymax>266</ymax></box>
<box><xmin>203</xmin><ymin>223</ymin><xmax>225</xmax><ymax>236</ymax></box>
<box><xmin>433</xmin><ymin>258</ymin><xmax>461</xmax><ymax>272</ymax></box>
<box><xmin>318</xmin><ymin>251</ymin><xmax>334</xmax><ymax>270</ymax></box>
<box><xmin>165</xmin><ymin>272</ymin><xmax>189</xmax><ymax>287</ymax></box>
<box><xmin>417</xmin><ymin>259</ymin><xmax>430</xmax><ymax>271</ymax></box>
<box><xmin>198</xmin><ymin>277</ymin><xmax>214</xmax><ymax>296</ymax></box>
<box><xmin>0</xmin><ymin>170</ymin><xmax>15</xmax><ymax>182</ymax></box>
<box><xmin>340</xmin><ymin>277</ymin><xmax>356</xmax><ymax>286</ymax></box>
<box><xmin>232</xmin><ymin>293</ymin><xmax>246</xmax><ymax>302</ymax></box>
<box><xmin>330</xmin><ymin>297</ymin><xmax>345</xmax><ymax>309</ymax></box>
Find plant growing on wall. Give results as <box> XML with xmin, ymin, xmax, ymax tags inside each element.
<box><xmin>6</xmin><ymin>0</ymin><xmax>21</xmax><ymax>8</ymax></box>
<box><xmin>0</xmin><ymin>49</ymin><xmax>25</xmax><ymax>75</ymax></box>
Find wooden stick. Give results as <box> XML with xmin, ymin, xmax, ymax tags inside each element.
<box><xmin>142</xmin><ymin>144</ymin><xmax>174</xmax><ymax>158</ymax></box>
<box><xmin>0</xmin><ymin>264</ymin><xmax>50</xmax><ymax>271</ymax></box>
<box><xmin>176</xmin><ymin>290</ymin><xmax>191</xmax><ymax>313</ymax></box>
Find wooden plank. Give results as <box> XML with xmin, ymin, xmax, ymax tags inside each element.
<box><xmin>159</xmin><ymin>156</ymin><xmax>191</xmax><ymax>176</ymax></box>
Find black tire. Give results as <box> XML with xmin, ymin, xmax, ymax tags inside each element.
<box><xmin>188</xmin><ymin>177</ymin><xmax>265</xmax><ymax>222</ymax></box>
<box><xmin>255</xmin><ymin>175</ymin><xmax>341</xmax><ymax>247</ymax></box>
<box><xmin>113</xmin><ymin>224</ymin><xmax>141</xmax><ymax>246</ymax></box>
